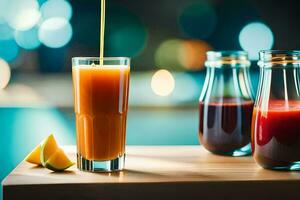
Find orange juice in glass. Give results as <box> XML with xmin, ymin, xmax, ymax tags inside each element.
<box><xmin>72</xmin><ymin>57</ymin><xmax>130</xmax><ymax>172</ymax></box>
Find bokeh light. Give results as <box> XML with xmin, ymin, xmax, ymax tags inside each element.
<box><xmin>38</xmin><ymin>17</ymin><xmax>73</xmax><ymax>48</ymax></box>
<box><xmin>181</xmin><ymin>40</ymin><xmax>212</xmax><ymax>70</ymax></box>
<box><xmin>0</xmin><ymin>59</ymin><xmax>11</xmax><ymax>89</ymax></box>
<box><xmin>5</xmin><ymin>0</ymin><xmax>40</xmax><ymax>31</ymax></box>
<box><xmin>178</xmin><ymin>2</ymin><xmax>217</xmax><ymax>39</ymax></box>
<box><xmin>151</xmin><ymin>69</ymin><xmax>175</xmax><ymax>97</ymax></box>
<box><xmin>239</xmin><ymin>22</ymin><xmax>274</xmax><ymax>60</ymax></box>
<box><xmin>155</xmin><ymin>39</ymin><xmax>212</xmax><ymax>71</ymax></box>
<box><xmin>155</xmin><ymin>39</ymin><xmax>184</xmax><ymax>70</ymax></box>
<box><xmin>40</xmin><ymin>0</ymin><xmax>72</xmax><ymax>21</ymax></box>
<box><xmin>0</xmin><ymin>39</ymin><xmax>19</xmax><ymax>61</ymax></box>
<box><xmin>0</xmin><ymin>23</ymin><xmax>14</xmax><ymax>40</ymax></box>
<box><xmin>14</xmin><ymin>27</ymin><xmax>41</xmax><ymax>50</ymax></box>
<box><xmin>106</xmin><ymin>5</ymin><xmax>147</xmax><ymax>57</ymax></box>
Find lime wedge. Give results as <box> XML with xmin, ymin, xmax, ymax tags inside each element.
<box><xmin>45</xmin><ymin>148</ymin><xmax>74</xmax><ymax>171</ymax></box>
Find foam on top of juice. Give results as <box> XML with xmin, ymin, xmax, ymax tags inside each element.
<box><xmin>268</xmin><ymin>100</ymin><xmax>300</xmax><ymax>111</ymax></box>
<box><xmin>74</xmin><ymin>64</ymin><xmax>129</xmax><ymax>69</ymax></box>
<box><xmin>256</xmin><ymin>100</ymin><xmax>300</xmax><ymax>112</ymax></box>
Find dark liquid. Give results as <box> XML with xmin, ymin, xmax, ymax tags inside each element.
<box><xmin>199</xmin><ymin>98</ymin><xmax>254</xmax><ymax>155</ymax></box>
<box><xmin>252</xmin><ymin>100</ymin><xmax>300</xmax><ymax>169</ymax></box>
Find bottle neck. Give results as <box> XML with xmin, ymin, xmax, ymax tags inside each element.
<box><xmin>259</xmin><ymin>50</ymin><xmax>300</xmax><ymax>68</ymax></box>
<box><xmin>206</xmin><ymin>51</ymin><xmax>250</xmax><ymax>68</ymax></box>
<box><xmin>200</xmin><ymin>67</ymin><xmax>254</xmax><ymax>102</ymax></box>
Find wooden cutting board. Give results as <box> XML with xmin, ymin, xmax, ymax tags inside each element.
<box><xmin>3</xmin><ymin>146</ymin><xmax>300</xmax><ymax>200</ymax></box>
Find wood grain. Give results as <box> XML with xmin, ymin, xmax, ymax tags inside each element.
<box><xmin>3</xmin><ymin>146</ymin><xmax>300</xmax><ymax>200</ymax></box>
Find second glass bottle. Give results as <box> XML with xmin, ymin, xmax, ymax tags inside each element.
<box><xmin>199</xmin><ymin>51</ymin><xmax>254</xmax><ymax>156</ymax></box>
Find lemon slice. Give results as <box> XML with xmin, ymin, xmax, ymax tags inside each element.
<box><xmin>25</xmin><ymin>134</ymin><xmax>74</xmax><ymax>172</ymax></box>
<box><xmin>25</xmin><ymin>144</ymin><xmax>42</xmax><ymax>165</ymax></box>
<box><xmin>40</xmin><ymin>134</ymin><xmax>59</xmax><ymax>166</ymax></box>
<box><xmin>44</xmin><ymin>148</ymin><xmax>74</xmax><ymax>172</ymax></box>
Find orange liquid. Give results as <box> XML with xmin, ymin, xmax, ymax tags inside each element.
<box><xmin>72</xmin><ymin>65</ymin><xmax>130</xmax><ymax>161</ymax></box>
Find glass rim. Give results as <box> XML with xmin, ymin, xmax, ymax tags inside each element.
<box><xmin>72</xmin><ymin>57</ymin><xmax>130</xmax><ymax>68</ymax></box>
<box><xmin>205</xmin><ymin>50</ymin><xmax>250</xmax><ymax>68</ymax></box>
<box><xmin>258</xmin><ymin>50</ymin><xmax>300</xmax><ymax>68</ymax></box>
<box><xmin>259</xmin><ymin>50</ymin><xmax>300</xmax><ymax>56</ymax></box>
<box><xmin>207</xmin><ymin>50</ymin><xmax>248</xmax><ymax>59</ymax></box>
<box><xmin>72</xmin><ymin>57</ymin><xmax>130</xmax><ymax>62</ymax></box>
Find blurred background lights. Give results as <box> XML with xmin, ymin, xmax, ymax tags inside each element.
<box><xmin>0</xmin><ymin>59</ymin><xmax>11</xmax><ymax>89</ymax></box>
<box><xmin>106</xmin><ymin>5</ymin><xmax>147</xmax><ymax>58</ymax></box>
<box><xmin>178</xmin><ymin>2</ymin><xmax>217</xmax><ymax>39</ymax></box>
<box><xmin>155</xmin><ymin>39</ymin><xmax>212</xmax><ymax>71</ymax></box>
<box><xmin>239</xmin><ymin>22</ymin><xmax>274</xmax><ymax>60</ymax></box>
<box><xmin>0</xmin><ymin>23</ymin><xmax>14</xmax><ymax>40</ymax></box>
<box><xmin>40</xmin><ymin>0</ymin><xmax>72</xmax><ymax>21</ymax></box>
<box><xmin>151</xmin><ymin>69</ymin><xmax>175</xmax><ymax>97</ymax></box>
<box><xmin>38</xmin><ymin>17</ymin><xmax>73</xmax><ymax>48</ymax></box>
<box><xmin>14</xmin><ymin>27</ymin><xmax>41</xmax><ymax>50</ymax></box>
<box><xmin>5</xmin><ymin>0</ymin><xmax>40</xmax><ymax>31</ymax></box>
<box><xmin>155</xmin><ymin>39</ymin><xmax>184</xmax><ymax>70</ymax></box>
<box><xmin>181</xmin><ymin>40</ymin><xmax>212</xmax><ymax>71</ymax></box>
<box><xmin>108</xmin><ymin>26</ymin><xmax>147</xmax><ymax>58</ymax></box>
<box><xmin>0</xmin><ymin>39</ymin><xmax>19</xmax><ymax>61</ymax></box>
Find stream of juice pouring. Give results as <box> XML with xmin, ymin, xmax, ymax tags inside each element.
<box><xmin>99</xmin><ymin>0</ymin><xmax>106</xmax><ymax>66</ymax></box>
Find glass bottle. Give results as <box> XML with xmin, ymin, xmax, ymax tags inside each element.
<box><xmin>252</xmin><ymin>50</ymin><xmax>300</xmax><ymax>170</ymax></box>
<box><xmin>199</xmin><ymin>51</ymin><xmax>254</xmax><ymax>156</ymax></box>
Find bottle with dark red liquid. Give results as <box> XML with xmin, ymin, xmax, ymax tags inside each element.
<box><xmin>252</xmin><ymin>50</ymin><xmax>300</xmax><ymax>170</ymax></box>
<box><xmin>199</xmin><ymin>51</ymin><xmax>254</xmax><ymax>156</ymax></box>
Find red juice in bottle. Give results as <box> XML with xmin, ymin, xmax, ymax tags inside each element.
<box><xmin>252</xmin><ymin>100</ymin><xmax>300</xmax><ymax>169</ymax></box>
<box><xmin>253</xmin><ymin>50</ymin><xmax>300</xmax><ymax>170</ymax></box>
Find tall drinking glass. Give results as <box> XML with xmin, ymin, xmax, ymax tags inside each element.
<box><xmin>72</xmin><ymin>57</ymin><xmax>130</xmax><ymax>172</ymax></box>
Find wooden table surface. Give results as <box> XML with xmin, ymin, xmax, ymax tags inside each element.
<box><xmin>3</xmin><ymin>146</ymin><xmax>300</xmax><ymax>200</ymax></box>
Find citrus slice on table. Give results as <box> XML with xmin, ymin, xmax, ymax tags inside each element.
<box><xmin>40</xmin><ymin>134</ymin><xmax>74</xmax><ymax>171</ymax></box>
<box><xmin>40</xmin><ymin>134</ymin><xmax>59</xmax><ymax>166</ymax></box>
<box><xmin>25</xmin><ymin>144</ymin><xmax>42</xmax><ymax>165</ymax></box>
<box><xmin>44</xmin><ymin>148</ymin><xmax>74</xmax><ymax>172</ymax></box>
